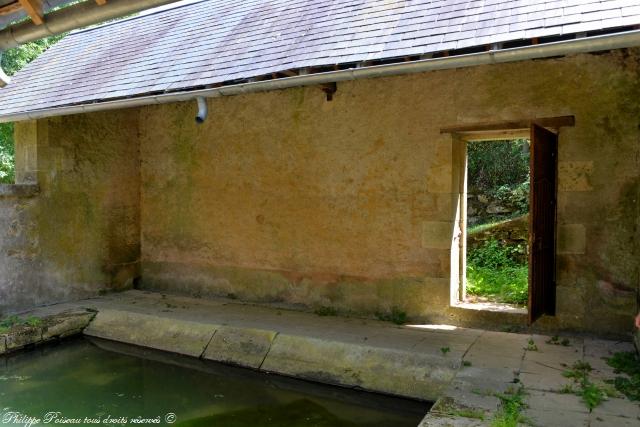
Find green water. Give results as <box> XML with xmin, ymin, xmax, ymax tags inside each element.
<box><xmin>0</xmin><ymin>338</ymin><xmax>428</xmax><ymax>427</ymax></box>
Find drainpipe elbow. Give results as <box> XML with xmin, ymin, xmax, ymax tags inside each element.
<box><xmin>195</xmin><ymin>96</ymin><xmax>208</xmax><ymax>124</ymax></box>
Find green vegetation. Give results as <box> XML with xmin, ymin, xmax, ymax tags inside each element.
<box><xmin>605</xmin><ymin>351</ymin><xmax>640</xmax><ymax>401</ymax></box>
<box><xmin>375</xmin><ymin>307</ymin><xmax>407</xmax><ymax>325</ymax></box>
<box><xmin>467</xmin><ymin>239</ymin><xmax>528</xmax><ymax>305</ymax></box>
<box><xmin>0</xmin><ymin>314</ymin><xmax>42</xmax><ymax>333</ymax></box>
<box><xmin>490</xmin><ymin>386</ymin><xmax>528</xmax><ymax>427</ymax></box>
<box><xmin>0</xmin><ymin>123</ymin><xmax>14</xmax><ymax>184</ymax></box>
<box><xmin>468</xmin><ymin>140</ymin><xmax>529</xmax><ymax>192</ymax></box>
<box><xmin>24</xmin><ymin>316</ymin><xmax>41</xmax><ymax>327</ymax></box>
<box><xmin>562</xmin><ymin>361</ymin><xmax>611</xmax><ymax>411</ymax></box>
<box><xmin>525</xmin><ymin>339</ymin><xmax>538</xmax><ymax>352</ymax></box>
<box><xmin>0</xmin><ymin>36</ymin><xmax>66</xmax><ymax>183</ymax></box>
<box><xmin>467</xmin><ymin>139</ymin><xmax>530</xmax><ymax>218</ymax></box>
<box><xmin>466</xmin><ymin>140</ymin><xmax>530</xmax><ymax>306</ymax></box>
<box><xmin>435</xmin><ymin>397</ymin><xmax>485</xmax><ymax>421</ymax></box>
<box><xmin>452</xmin><ymin>408</ymin><xmax>485</xmax><ymax>420</ymax></box>
<box><xmin>440</xmin><ymin>347</ymin><xmax>450</xmax><ymax>355</ymax></box>
<box><xmin>546</xmin><ymin>335</ymin><xmax>571</xmax><ymax>346</ymax></box>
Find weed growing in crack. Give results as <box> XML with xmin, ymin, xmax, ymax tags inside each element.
<box><xmin>546</xmin><ymin>335</ymin><xmax>571</xmax><ymax>347</ymax></box>
<box><xmin>525</xmin><ymin>339</ymin><xmax>538</xmax><ymax>351</ymax></box>
<box><xmin>491</xmin><ymin>385</ymin><xmax>528</xmax><ymax>427</ymax></box>
<box><xmin>561</xmin><ymin>361</ymin><xmax>609</xmax><ymax>411</ymax></box>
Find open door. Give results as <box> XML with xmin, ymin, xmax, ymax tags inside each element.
<box><xmin>528</xmin><ymin>123</ymin><xmax>558</xmax><ymax>324</ymax></box>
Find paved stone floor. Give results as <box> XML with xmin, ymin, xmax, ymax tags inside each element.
<box><xmin>25</xmin><ymin>290</ymin><xmax>640</xmax><ymax>426</ymax></box>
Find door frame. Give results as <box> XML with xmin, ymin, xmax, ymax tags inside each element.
<box><xmin>442</xmin><ymin>116</ymin><xmax>574</xmax><ymax>323</ymax></box>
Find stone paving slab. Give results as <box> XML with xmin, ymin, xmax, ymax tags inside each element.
<box><xmin>421</xmin><ymin>332</ymin><xmax>640</xmax><ymax>427</ymax></box>
<box><xmin>85</xmin><ymin>309</ymin><xmax>218</xmax><ymax>358</ymax></box>
<box><xmin>11</xmin><ymin>290</ymin><xmax>640</xmax><ymax>427</ymax></box>
<box><xmin>202</xmin><ymin>325</ymin><xmax>277</xmax><ymax>369</ymax></box>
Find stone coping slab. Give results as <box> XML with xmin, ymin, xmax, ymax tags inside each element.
<box><xmin>0</xmin><ymin>309</ymin><xmax>95</xmax><ymax>354</ymax></box>
<box><xmin>80</xmin><ymin>291</ymin><xmax>474</xmax><ymax>401</ymax></box>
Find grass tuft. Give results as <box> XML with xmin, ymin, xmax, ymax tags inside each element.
<box><xmin>0</xmin><ymin>314</ymin><xmax>42</xmax><ymax>334</ymax></box>
<box><xmin>491</xmin><ymin>385</ymin><xmax>528</xmax><ymax>427</ymax></box>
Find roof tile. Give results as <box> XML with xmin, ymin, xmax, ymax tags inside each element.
<box><xmin>1</xmin><ymin>0</ymin><xmax>639</xmax><ymax>116</ymax></box>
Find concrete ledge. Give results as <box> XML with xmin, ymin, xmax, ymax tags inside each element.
<box><xmin>84</xmin><ymin>309</ymin><xmax>218</xmax><ymax>358</ymax></box>
<box><xmin>0</xmin><ymin>309</ymin><xmax>94</xmax><ymax>354</ymax></box>
<box><xmin>261</xmin><ymin>334</ymin><xmax>458</xmax><ymax>401</ymax></box>
<box><xmin>64</xmin><ymin>291</ymin><xmax>477</xmax><ymax>401</ymax></box>
<box><xmin>82</xmin><ymin>306</ymin><xmax>458</xmax><ymax>401</ymax></box>
<box><xmin>0</xmin><ymin>184</ymin><xmax>39</xmax><ymax>199</ymax></box>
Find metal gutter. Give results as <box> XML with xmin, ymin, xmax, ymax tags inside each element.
<box><xmin>0</xmin><ymin>0</ymin><xmax>183</xmax><ymax>50</ymax></box>
<box><xmin>2</xmin><ymin>29</ymin><xmax>640</xmax><ymax>123</ymax></box>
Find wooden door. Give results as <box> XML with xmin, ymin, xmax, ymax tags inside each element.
<box><xmin>529</xmin><ymin>124</ymin><xmax>558</xmax><ymax>324</ymax></box>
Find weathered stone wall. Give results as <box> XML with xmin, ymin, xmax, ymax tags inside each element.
<box><xmin>3</xmin><ymin>49</ymin><xmax>638</xmax><ymax>336</ymax></box>
<box><xmin>467</xmin><ymin>215</ymin><xmax>528</xmax><ymax>264</ymax></box>
<box><xmin>467</xmin><ymin>191</ymin><xmax>526</xmax><ymax>226</ymax></box>
<box><xmin>138</xmin><ymin>49</ymin><xmax>640</xmax><ymax>335</ymax></box>
<box><xmin>1</xmin><ymin>111</ymin><xmax>140</xmax><ymax>314</ymax></box>
<box><xmin>0</xmin><ymin>185</ymin><xmax>40</xmax><ymax>313</ymax></box>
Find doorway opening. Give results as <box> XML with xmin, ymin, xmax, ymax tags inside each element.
<box><xmin>447</xmin><ymin>120</ymin><xmax>565</xmax><ymax>324</ymax></box>
<box><xmin>465</xmin><ymin>138</ymin><xmax>530</xmax><ymax>310</ymax></box>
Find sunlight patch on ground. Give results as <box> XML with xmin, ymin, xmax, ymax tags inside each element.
<box><xmin>405</xmin><ymin>324</ymin><xmax>458</xmax><ymax>331</ymax></box>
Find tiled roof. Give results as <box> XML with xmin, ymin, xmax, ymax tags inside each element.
<box><xmin>1</xmin><ymin>0</ymin><xmax>640</xmax><ymax>116</ymax></box>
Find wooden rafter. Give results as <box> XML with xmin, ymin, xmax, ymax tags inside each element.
<box><xmin>0</xmin><ymin>1</ymin><xmax>22</xmax><ymax>16</ymax></box>
<box><xmin>18</xmin><ymin>0</ymin><xmax>43</xmax><ymax>25</ymax></box>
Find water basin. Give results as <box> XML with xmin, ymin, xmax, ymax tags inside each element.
<box><xmin>0</xmin><ymin>337</ymin><xmax>430</xmax><ymax>426</ymax></box>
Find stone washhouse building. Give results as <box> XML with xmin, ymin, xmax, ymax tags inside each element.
<box><xmin>0</xmin><ymin>0</ymin><xmax>639</xmax><ymax>338</ymax></box>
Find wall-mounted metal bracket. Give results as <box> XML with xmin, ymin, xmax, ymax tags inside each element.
<box><xmin>320</xmin><ymin>82</ymin><xmax>337</xmax><ymax>101</ymax></box>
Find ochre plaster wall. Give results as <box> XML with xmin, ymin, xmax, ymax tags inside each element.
<box><xmin>1</xmin><ymin>111</ymin><xmax>140</xmax><ymax>313</ymax></box>
<box><xmin>5</xmin><ymin>50</ymin><xmax>639</xmax><ymax>335</ymax></box>
<box><xmin>138</xmin><ymin>50</ymin><xmax>640</xmax><ymax>335</ymax></box>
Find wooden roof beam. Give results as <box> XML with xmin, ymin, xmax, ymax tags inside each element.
<box><xmin>0</xmin><ymin>1</ymin><xmax>22</xmax><ymax>16</ymax></box>
<box><xmin>18</xmin><ymin>0</ymin><xmax>43</xmax><ymax>25</ymax></box>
